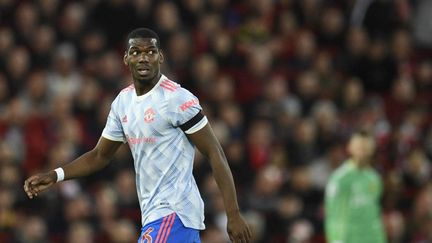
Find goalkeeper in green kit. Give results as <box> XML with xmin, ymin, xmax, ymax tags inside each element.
<box><xmin>325</xmin><ymin>131</ymin><xmax>387</xmax><ymax>243</ymax></box>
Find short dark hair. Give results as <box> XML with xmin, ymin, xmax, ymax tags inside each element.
<box><xmin>352</xmin><ymin>129</ymin><xmax>372</xmax><ymax>138</ymax></box>
<box><xmin>126</xmin><ymin>28</ymin><xmax>161</xmax><ymax>48</ymax></box>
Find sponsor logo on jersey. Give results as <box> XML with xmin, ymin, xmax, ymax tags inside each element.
<box><xmin>144</xmin><ymin>108</ymin><xmax>156</xmax><ymax>123</ymax></box>
<box><xmin>127</xmin><ymin>136</ymin><xmax>157</xmax><ymax>145</ymax></box>
<box><xmin>122</xmin><ymin>115</ymin><xmax>128</xmax><ymax>123</ymax></box>
<box><xmin>180</xmin><ymin>99</ymin><xmax>199</xmax><ymax>111</ymax></box>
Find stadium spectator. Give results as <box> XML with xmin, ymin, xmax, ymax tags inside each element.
<box><xmin>0</xmin><ymin>0</ymin><xmax>427</xmax><ymax>242</ymax></box>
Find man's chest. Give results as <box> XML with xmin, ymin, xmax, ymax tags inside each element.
<box><xmin>348</xmin><ymin>174</ymin><xmax>380</xmax><ymax>207</ymax></box>
<box><xmin>119</xmin><ymin>101</ymin><xmax>172</xmax><ymax>144</ymax></box>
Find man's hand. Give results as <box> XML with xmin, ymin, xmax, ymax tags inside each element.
<box><xmin>23</xmin><ymin>171</ymin><xmax>57</xmax><ymax>199</ymax></box>
<box><xmin>227</xmin><ymin>212</ymin><xmax>252</xmax><ymax>243</ymax></box>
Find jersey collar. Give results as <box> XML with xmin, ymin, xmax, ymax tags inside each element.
<box><xmin>347</xmin><ymin>159</ymin><xmax>371</xmax><ymax>171</ymax></box>
<box><xmin>134</xmin><ymin>74</ymin><xmax>167</xmax><ymax>102</ymax></box>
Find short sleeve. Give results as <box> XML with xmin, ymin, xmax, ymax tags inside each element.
<box><xmin>102</xmin><ymin>98</ymin><xmax>126</xmax><ymax>143</ymax></box>
<box><xmin>168</xmin><ymin>88</ymin><xmax>208</xmax><ymax>134</ymax></box>
<box><xmin>325</xmin><ymin>175</ymin><xmax>349</xmax><ymax>243</ymax></box>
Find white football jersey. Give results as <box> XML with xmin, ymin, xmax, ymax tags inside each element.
<box><xmin>102</xmin><ymin>74</ymin><xmax>207</xmax><ymax>230</ymax></box>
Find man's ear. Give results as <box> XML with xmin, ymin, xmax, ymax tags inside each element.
<box><xmin>159</xmin><ymin>50</ymin><xmax>164</xmax><ymax>64</ymax></box>
<box><xmin>123</xmin><ymin>52</ymin><xmax>128</xmax><ymax>66</ymax></box>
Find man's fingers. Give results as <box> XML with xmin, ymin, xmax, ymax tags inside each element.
<box><xmin>28</xmin><ymin>180</ymin><xmax>39</xmax><ymax>194</ymax></box>
<box><xmin>24</xmin><ymin>179</ymin><xmax>34</xmax><ymax>197</ymax></box>
<box><xmin>23</xmin><ymin>180</ymin><xmax>29</xmax><ymax>191</ymax></box>
<box><xmin>237</xmin><ymin>229</ymin><xmax>250</xmax><ymax>243</ymax></box>
<box><xmin>240</xmin><ymin>233</ymin><xmax>247</xmax><ymax>243</ymax></box>
<box><xmin>24</xmin><ymin>186</ymin><xmax>34</xmax><ymax>199</ymax></box>
<box><xmin>23</xmin><ymin>181</ymin><xmax>31</xmax><ymax>198</ymax></box>
<box><xmin>238</xmin><ymin>232</ymin><xmax>246</xmax><ymax>243</ymax></box>
<box><xmin>243</xmin><ymin>230</ymin><xmax>250</xmax><ymax>243</ymax></box>
<box><xmin>230</xmin><ymin>232</ymin><xmax>240</xmax><ymax>243</ymax></box>
<box><xmin>246</xmin><ymin>226</ymin><xmax>252</xmax><ymax>240</ymax></box>
<box><xmin>24</xmin><ymin>176</ymin><xmax>42</xmax><ymax>199</ymax></box>
<box><xmin>232</xmin><ymin>233</ymin><xmax>246</xmax><ymax>243</ymax></box>
<box><xmin>228</xmin><ymin>232</ymin><xmax>234</xmax><ymax>242</ymax></box>
<box><xmin>237</xmin><ymin>237</ymin><xmax>246</xmax><ymax>243</ymax></box>
<box><xmin>229</xmin><ymin>228</ymin><xmax>252</xmax><ymax>243</ymax></box>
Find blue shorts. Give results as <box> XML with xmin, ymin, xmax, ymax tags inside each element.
<box><xmin>138</xmin><ymin>213</ymin><xmax>201</xmax><ymax>243</ymax></box>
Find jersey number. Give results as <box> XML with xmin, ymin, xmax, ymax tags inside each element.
<box><xmin>141</xmin><ymin>227</ymin><xmax>153</xmax><ymax>243</ymax></box>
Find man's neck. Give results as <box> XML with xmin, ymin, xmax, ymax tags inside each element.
<box><xmin>134</xmin><ymin>73</ymin><xmax>162</xmax><ymax>96</ymax></box>
<box><xmin>350</xmin><ymin>158</ymin><xmax>370</xmax><ymax>169</ymax></box>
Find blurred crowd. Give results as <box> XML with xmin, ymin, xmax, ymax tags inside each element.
<box><xmin>0</xmin><ymin>0</ymin><xmax>431</xmax><ymax>242</ymax></box>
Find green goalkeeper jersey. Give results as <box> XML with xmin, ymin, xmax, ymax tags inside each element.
<box><xmin>325</xmin><ymin>160</ymin><xmax>387</xmax><ymax>243</ymax></box>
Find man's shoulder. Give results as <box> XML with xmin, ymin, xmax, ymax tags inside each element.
<box><xmin>158</xmin><ymin>80</ymin><xmax>195</xmax><ymax>101</ymax></box>
<box><xmin>120</xmin><ymin>84</ymin><xmax>136</xmax><ymax>93</ymax></box>
<box><xmin>158</xmin><ymin>79</ymin><xmax>198</xmax><ymax>106</ymax></box>
<box><xmin>112</xmin><ymin>84</ymin><xmax>135</xmax><ymax>105</ymax></box>
<box><xmin>329</xmin><ymin>162</ymin><xmax>355</xmax><ymax>183</ymax></box>
<box><xmin>367</xmin><ymin>167</ymin><xmax>382</xmax><ymax>182</ymax></box>
<box><xmin>158</xmin><ymin>77</ymin><xmax>181</xmax><ymax>93</ymax></box>
<box><xmin>115</xmin><ymin>84</ymin><xmax>135</xmax><ymax>100</ymax></box>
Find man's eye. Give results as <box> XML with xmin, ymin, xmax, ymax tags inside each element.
<box><xmin>148</xmin><ymin>50</ymin><xmax>154</xmax><ymax>55</ymax></box>
<box><xmin>132</xmin><ymin>51</ymin><xmax>138</xmax><ymax>55</ymax></box>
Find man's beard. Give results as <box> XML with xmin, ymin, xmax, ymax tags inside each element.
<box><xmin>134</xmin><ymin>70</ymin><xmax>160</xmax><ymax>85</ymax></box>
<box><xmin>135</xmin><ymin>71</ymin><xmax>155</xmax><ymax>85</ymax></box>
<box><xmin>137</xmin><ymin>77</ymin><xmax>152</xmax><ymax>85</ymax></box>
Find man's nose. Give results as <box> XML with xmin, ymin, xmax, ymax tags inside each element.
<box><xmin>138</xmin><ymin>53</ymin><xmax>149</xmax><ymax>63</ymax></box>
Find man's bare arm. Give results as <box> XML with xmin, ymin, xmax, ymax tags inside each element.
<box><xmin>61</xmin><ymin>137</ymin><xmax>122</xmax><ymax>180</ymax></box>
<box><xmin>24</xmin><ymin>137</ymin><xmax>122</xmax><ymax>199</ymax></box>
<box><xmin>187</xmin><ymin>123</ymin><xmax>251</xmax><ymax>243</ymax></box>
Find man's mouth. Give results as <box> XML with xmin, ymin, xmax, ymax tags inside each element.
<box><xmin>137</xmin><ymin>67</ymin><xmax>150</xmax><ymax>76</ymax></box>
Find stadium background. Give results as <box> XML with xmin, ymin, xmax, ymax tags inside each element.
<box><xmin>0</xmin><ymin>0</ymin><xmax>431</xmax><ymax>242</ymax></box>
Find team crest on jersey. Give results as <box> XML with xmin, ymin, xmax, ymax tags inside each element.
<box><xmin>368</xmin><ymin>182</ymin><xmax>377</xmax><ymax>193</ymax></box>
<box><xmin>144</xmin><ymin>108</ymin><xmax>156</xmax><ymax>123</ymax></box>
